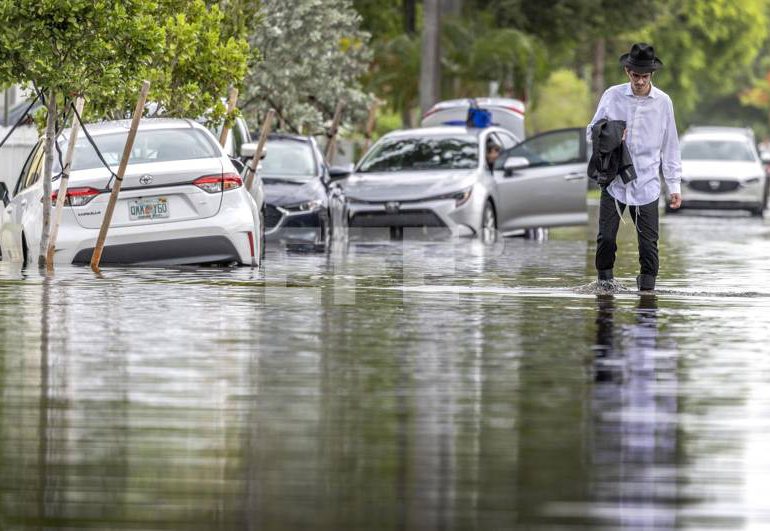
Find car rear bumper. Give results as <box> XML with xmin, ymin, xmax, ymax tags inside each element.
<box><xmin>71</xmin><ymin>235</ymin><xmax>241</xmax><ymax>265</ymax></box>
<box><xmin>53</xmin><ymin>193</ymin><xmax>258</xmax><ymax>266</ymax></box>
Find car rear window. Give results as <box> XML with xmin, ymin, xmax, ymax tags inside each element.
<box><xmin>63</xmin><ymin>128</ymin><xmax>220</xmax><ymax>171</ymax></box>
<box><xmin>358</xmin><ymin>135</ymin><xmax>478</xmax><ymax>172</ymax></box>
<box><xmin>681</xmin><ymin>139</ymin><xmax>756</xmax><ymax>162</ymax></box>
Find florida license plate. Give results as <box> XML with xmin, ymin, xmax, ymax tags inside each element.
<box><xmin>128</xmin><ymin>197</ymin><xmax>169</xmax><ymax>220</ymax></box>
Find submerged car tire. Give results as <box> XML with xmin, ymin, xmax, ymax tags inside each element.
<box><xmin>481</xmin><ymin>200</ymin><xmax>497</xmax><ymax>241</ymax></box>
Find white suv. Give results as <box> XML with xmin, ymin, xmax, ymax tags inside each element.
<box><xmin>672</xmin><ymin>126</ymin><xmax>768</xmax><ymax>217</ymax></box>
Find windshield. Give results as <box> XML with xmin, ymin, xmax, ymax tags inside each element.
<box><xmin>59</xmin><ymin>128</ymin><xmax>220</xmax><ymax>171</ymax></box>
<box><xmin>358</xmin><ymin>135</ymin><xmax>478</xmax><ymax>173</ymax></box>
<box><xmin>261</xmin><ymin>140</ymin><xmax>316</xmax><ymax>180</ymax></box>
<box><xmin>681</xmin><ymin>139</ymin><xmax>756</xmax><ymax>162</ymax></box>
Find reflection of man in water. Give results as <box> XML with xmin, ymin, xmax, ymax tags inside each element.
<box><xmin>591</xmin><ymin>295</ymin><xmax>678</xmax><ymax>528</ymax></box>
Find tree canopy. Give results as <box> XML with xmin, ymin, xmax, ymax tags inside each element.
<box><xmin>242</xmin><ymin>0</ymin><xmax>372</xmax><ymax>135</ymax></box>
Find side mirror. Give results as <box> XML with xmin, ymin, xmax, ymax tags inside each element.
<box><xmin>503</xmin><ymin>156</ymin><xmax>530</xmax><ymax>176</ymax></box>
<box><xmin>328</xmin><ymin>164</ymin><xmax>354</xmax><ymax>180</ymax></box>
<box><xmin>0</xmin><ymin>182</ymin><xmax>10</xmax><ymax>207</ymax></box>
<box><xmin>240</xmin><ymin>142</ymin><xmax>268</xmax><ymax>160</ymax></box>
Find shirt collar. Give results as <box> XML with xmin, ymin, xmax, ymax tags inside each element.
<box><xmin>624</xmin><ymin>82</ymin><xmax>658</xmax><ymax>99</ymax></box>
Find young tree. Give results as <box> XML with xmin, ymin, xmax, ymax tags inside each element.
<box><xmin>242</xmin><ymin>0</ymin><xmax>372</xmax><ymax>135</ymax></box>
<box><xmin>0</xmin><ymin>0</ymin><xmax>163</xmax><ymax>267</ymax></box>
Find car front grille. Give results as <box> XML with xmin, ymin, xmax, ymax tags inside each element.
<box><xmin>349</xmin><ymin>209</ymin><xmax>446</xmax><ymax>228</ymax></box>
<box><xmin>688</xmin><ymin>180</ymin><xmax>741</xmax><ymax>193</ymax></box>
<box><xmin>264</xmin><ymin>204</ymin><xmax>283</xmax><ymax>228</ymax></box>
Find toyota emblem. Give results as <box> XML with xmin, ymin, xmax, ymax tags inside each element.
<box><xmin>385</xmin><ymin>201</ymin><xmax>400</xmax><ymax>214</ymax></box>
<box><xmin>139</xmin><ymin>175</ymin><xmax>153</xmax><ymax>185</ymax></box>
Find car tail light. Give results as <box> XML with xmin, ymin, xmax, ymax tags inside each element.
<box><xmin>51</xmin><ymin>187</ymin><xmax>102</xmax><ymax>207</ymax></box>
<box><xmin>193</xmin><ymin>173</ymin><xmax>242</xmax><ymax>193</ymax></box>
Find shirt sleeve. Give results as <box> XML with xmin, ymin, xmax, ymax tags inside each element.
<box><xmin>586</xmin><ymin>89</ymin><xmax>610</xmax><ymax>143</ymax></box>
<box><xmin>660</xmin><ymin>97</ymin><xmax>682</xmax><ymax>195</ymax></box>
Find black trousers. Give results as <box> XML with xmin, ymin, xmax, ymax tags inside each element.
<box><xmin>596</xmin><ymin>189</ymin><xmax>659</xmax><ymax>279</ymax></box>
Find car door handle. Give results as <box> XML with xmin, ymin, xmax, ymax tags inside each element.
<box><xmin>563</xmin><ymin>173</ymin><xmax>585</xmax><ymax>181</ymax></box>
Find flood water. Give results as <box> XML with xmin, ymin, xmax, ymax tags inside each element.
<box><xmin>1</xmin><ymin>204</ymin><xmax>770</xmax><ymax>530</ymax></box>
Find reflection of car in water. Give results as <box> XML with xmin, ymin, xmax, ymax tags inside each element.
<box><xmin>0</xmin><ymin>119</ymin><xmax>263</xmax><ymax>266</ymax></box>
<box><xmin>335</xmin><ymin>125</ymin><xmax>588</xmax><ymax>239</ymax></box>
<box><xmin>670</xmin><ymin>127</ymin><xmax>768</xmax><ymax>217</ymax></box>
<box><xmin>259</xmin><ymin>134</ymin><xmax>344</xmax><ymax>251</ymax></box>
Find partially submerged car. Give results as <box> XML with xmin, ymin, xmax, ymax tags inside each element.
<box><xmin>0</xmin><ymin>118</ymin><xmax>263</xmax><ymax>266</ymax></box>
<box><xmin>255</xmin><ymin>133</ymin><xmax>344</xmax><ymax>250</ymax></box>
<box><xmin>671</xmin><ymin>126</ymin><xmax>768</xmax><ymax>216</ymax></box>
<box><xmin>336</xmin><ymin>125</ymin><xmax>587</xmax><ymax>238</ymax></box>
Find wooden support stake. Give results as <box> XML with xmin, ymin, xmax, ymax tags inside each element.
<box><xmin>244</xmin><ymin>109</ymin><xmax>275</xmax><ymax>192</ymax></box>
<box><xmin>90</xmin><ymin>80</ymin><xmax>151</xmax><ymax>273</ymax></box>
<box><xmin>47</xmin><ymin>97</ymin><xmax>85</xmax><ymax>270</ymax></box>
<box><xmin>362</xmin><ymin>99</ymin><xmax>379</xmax><ymax>153</ymax></box>
<box><xmin>324</xmin><ymin>101</ymin><xmax>345</xmax><ymax>165</ymax></box>
<box><xmin>218</xmin><ymin>86</ymin><xmax>239</xmax><ymax>148</ymax></box>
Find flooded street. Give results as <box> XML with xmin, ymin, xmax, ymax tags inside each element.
<box><xmin>2</xmin><ymin>204</ymin><xmax>770</xmax><ymax>530</ymax></box>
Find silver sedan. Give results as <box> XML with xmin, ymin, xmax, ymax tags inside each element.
<box><xmin>336</xmin><ymin>126</ymin><xmax>588</xmax><ymax>238</ymax></box>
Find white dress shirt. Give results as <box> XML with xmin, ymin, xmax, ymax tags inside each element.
<box><xmin>587</xmin><ymin>82</ymin><xmax>682</xmax><ymax>206</ymax></box>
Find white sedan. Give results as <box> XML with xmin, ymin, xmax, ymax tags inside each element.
<box><xmin>0</xmin><ymin>118</ymin><xmax>263</xmax><ymax>266</ymax></box>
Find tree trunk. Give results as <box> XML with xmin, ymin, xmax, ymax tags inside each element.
<box><xmin>419</xmin><ymin>0</ymin><xmax>441</xmax><ymax>116</ymax></box>
<box><xmin>403</xmin><ymin>0</ymin><xmax>416</xmax><ymax>35</ymax></box>
<box><xmin>39</xmin><ymin>89</ymin><xmax>56</xmax><ymax>268</ymax></box>
<box><xmin>591</xmin><ymin>38</ymin><xmax>606</xmax><ymax>106</ymax></box>
<box><xmin>442</xmin><ymin>0</ymin><xmax>462</xmax><ymax>16</ymax></box>
<box><xmin>400</xmin><ymin>106</ymin><xmax>412</xmax><ymax>128</ymax></box>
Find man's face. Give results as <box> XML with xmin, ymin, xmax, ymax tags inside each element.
<box><xmin>626</xmin><ymin>68</ymin><xmax>653</xmax><ymax>95</ymax></box>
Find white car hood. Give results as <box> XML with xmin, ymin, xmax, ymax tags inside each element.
<box><xmin>341</xmin><ymin>170</ymin><xmax>477</xmax><ymax>202</ymax></box>
<box><xmin>682</xmin><ymin>160</ymin><xmax>763</xmax><ymax>180</ymax></box>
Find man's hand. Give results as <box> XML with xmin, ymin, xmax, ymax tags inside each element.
<box><xmin>669</xmin><ymin>193</ymin><xmax>682</xmax><ymax>209</ymax></box>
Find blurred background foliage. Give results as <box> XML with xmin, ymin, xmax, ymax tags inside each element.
<box><xmin>353</xmin><ymin>0</ymin><xmax>770</xmax><ymax>138</ymax></box>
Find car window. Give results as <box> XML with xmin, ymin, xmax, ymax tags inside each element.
<box><xmin>358</xmin><ymin>135</ymin><xmax>478</xmax><ymax>173</ymax></box>
<box><xmin>497</xmin><ymin>131</ymin><xmax>518</xmax><ymax>150</ymax></box>
<box><xmin>63</xmin><ymin>128</ymin><xmax>220</xmax><ymax>171</ymax></box>
<box><xmin>497</xmin><ymin>129</ymin><xmax>582</xmax><ymax>169</ymax></box>
<box><xmin>261</xmin><ymin>140</ymin><xmax>317</xmax><ymax>180</ymax></box>
<box><xmin>232</xmin><ymin>120</ymin><xmax>247</xmax><ymax>158</ymax></box>
<box><xmin>14</xmin><ymin>142</ymin><xmax>43</xmax><ymax>195</ymax></box>
<box><xmin>17</xmin><ymin>144</ymin><xmax>45</xmax><ymax>193</ymax></box>
<box><xmin>681</xmin><ymin>139</ymin><xmax>756</xmax><ymax>162</ymax></box>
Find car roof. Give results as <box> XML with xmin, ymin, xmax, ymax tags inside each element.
<box><xmin>682</xmin><ymin>130</ymin><xmax>755</xmax><ymax>143</ymax></box>
<box><xmin>267</xmin><ymin>132</ymin><xmax>311</xmax><ymax>143</ymax></box>
<box><xmin>75</xmin><ymin>117</ymin><xmax>203</xmax><ymax>136</ymax></box>
<box><xmin>684</xmin><ymin>126</ymin><xmax>755</xmax><ymax>140</ymax></box>
<box><xmin>381</xmin><ymin>126</ymin><xmax>503</xmax><ymax>140</ymax></box>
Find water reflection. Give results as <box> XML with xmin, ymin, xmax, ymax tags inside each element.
<box><xmin>589</xmin><ymin>295</ymin><xmax>680</xmax><ymax>528</ymax></box>
<box><xmin>1</xmin><ymin>212</ymin><xmax>770</xmax><ymax>529</ymax></box>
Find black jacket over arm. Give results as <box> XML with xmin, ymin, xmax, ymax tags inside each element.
<box><xmin>587</xmin><ymin>119</ymin><xmax>637</xmax><ymax>187</ymax></box>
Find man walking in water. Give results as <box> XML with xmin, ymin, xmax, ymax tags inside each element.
<box><xmin>587</xmin><ymin>42</ymin><xmax>682</xmax><ymax>291</ymax></box>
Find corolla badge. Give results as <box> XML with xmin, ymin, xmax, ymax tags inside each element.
<box><xmin>139</xmin><ymin>175</ymin><xmax>153</xmax><ymax>185</ymax></box>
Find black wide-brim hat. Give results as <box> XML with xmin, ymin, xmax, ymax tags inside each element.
<box><xmin>619</xmin><ymin>42</ymin><xmax>663</xmax><ymax>73</ymax></box>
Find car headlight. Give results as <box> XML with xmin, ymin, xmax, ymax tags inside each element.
<box><xmin>428</xmin><ymin>187</ymin><xmax>473</xmax><ymax>207</ymax></box>
<box><xmin>284</xmin><ymin>199</ymin><xmax>323</xmax><ymax>212</ymax></box>
<box><xmin>743</xmin><ymin>177</ymin><xmax>762</xmax><ymax>186</ymax></box>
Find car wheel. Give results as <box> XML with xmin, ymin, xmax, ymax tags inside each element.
<box><xmin>481</xmin><ymin>200</ymin><xmax>497</xmax><ymax>242</ymax></box>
